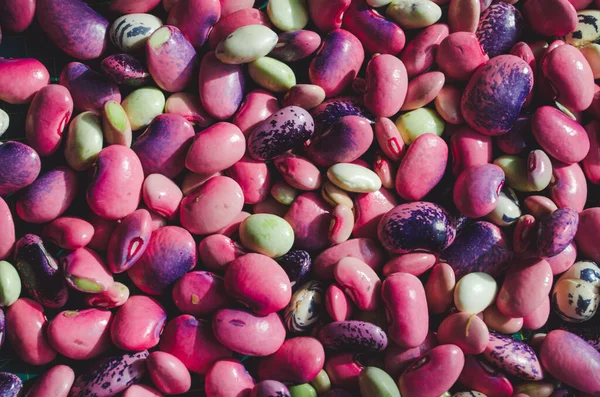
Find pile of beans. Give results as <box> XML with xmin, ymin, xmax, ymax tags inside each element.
<box><xmin>1</xmin><ymin>0</ymin><xmax>600</xmax><ymax>395</ymax></box>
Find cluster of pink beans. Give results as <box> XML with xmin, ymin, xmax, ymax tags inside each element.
<box><xmin>2</xmin><ymin>0</ymin><xmax>600</xmax><ymax>395</ymax></box>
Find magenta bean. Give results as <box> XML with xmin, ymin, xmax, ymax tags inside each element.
<box><xmin>165</xmin><ymin>93</ymin><xmax>214</xmax><ymax>129</ymax></box>
<box><xmin>395</xmin><ymin>133</ymin><xmax>448</xmax><ymax>202</ymax></box>
<box><xmin>476</xmin><ymin>2</ymin><xmax>524</xmax><ymax>58</ymax></box>
<box><xmin>199</xmin><ymin>51</ymin><xmax>246</xmax><ymax>120</ymax></box>
<box><xmin>254</xmin><ymin>197</ymin><xmax>289</xmax><ymax>217</ymax></box>
<box><xmin>25</xmin><ymin>85</ymin><xmax>73</xmax><ymax>156</ymax></box>
<box><xmin>437</xmin><ymin>312</ymin><xmax>489</xmax><ymax>355</ymax></box>
<box><xmin>16</xmin><ymin>165</ymin><xmax>77</xmax><ymax>224</ymax></box>
<box><xmin>6</xmin><ymin>298</ymin><xmax>57</xmax><ymax>365</ymax></box>
<box><xmin>540</xmin><ymin>330</ymin><xmax>600</xmax><ymax>394</ymax></box>
<box><xmin>142</xmin><ymin>174</ymin><xmax>182</xmax><ymax>220</ymax></box>
<box><xmin>308</xmin><ymin>115</ymin><xmax>373</xmax><ymax>167</ymax></box>
<box><xmin>47</xmin><ymin>308</ymin><xmax>112</xmax><ymax>360</ymax></box>
<box><xmin>462</xmin><ymin>55</ymin><xmax>533</xmax><ymax>136</ymax></box>
<box><xmin>454</xmin><ymin>163</ymin><xmax>505</xmax><ymax>218</ymax></box>
<box><xmin>326</xmin><ymin>283</ymin><xmax>353</xmax><ymax>321</ymax></box>
<box><xmin>400</xmin><ymin>23</ymin><xmax>449</xmax><ymax>78</ymax></box>
<box><xmin>159</xmin><ymin>315</ymin><xmax>232</xmax><ymax>374</ymax></box>
<box><xmin>435</xmin><ymin>84</ymin><xmax>464</xmax><ymax>125</ymax></box>
<box><xmin>128</xmin><ymin>226</ymin><xmax>196</xmax><ymax>295</ymax></box>
<box><xmin>531</xmin><ymin>106</ymin><xmax>590</xmax><ymax>164</ymax></box>
<box><xmin>0</xmin><ymin>142</ymin><xmax>41</xmax><ymax>198</ymax></box>
<box><xmin>70</xmin><ymin>351</ymin><xmax>148</xmax><ymax>397</ymax></box>
<box><xmin>307</xmin><ymin>0</ymin><xmax>350</xmax><ymax>32</ymax></box>
<box><xmin>374</xmin><ymin>117</ymin><xmax>405</xmax><ymax>162</ymax></box>
<box><xmin>146</xmin><ymin>26</ymin><xmax>198</xmax><ymax>93</ymax></box>
<box><xmin>258</xmin><ymin>337</ymin><xmax>325</xmax><ymax>383</ymax></box>
<box><xmin>285</xmin><ymin>192</ymin><xmax>331</xmax><ymax>252</ymax></box>
<box><xmin>186</xmin><ymin>122</ymin><xmax>245</xmax><ymax>175</ymax></box>
<box><xmin>384</xmin><ymin>332</ymin><xmax>438</xmax><ymax>380</ymax></box>
<box><xmin>588</xmin><ymin>85</ymin><xmax>600</xmax><ymax>119</ymax></box>
<box><xmin>311</xmin><ymin>96</ymin><xmax>372</xmax><ymax>134</ymax></box>
<box><xmin>569</xmin><ymin>0</ymin><xmax>593</xmax><ymax>8</ymax></box>
<box><xmin>436</xmin><ymin>32</ymin><xmax>489</xmax><ymax>82</ymax></box>
<box><xmin>536</xmin><ymin>208</ymin><xmax>579</xmax><ymax>257</ymax></box>
<box><xmin>342</xmin><ymin>0</ymin><xmax>405</xmax><ymax>55</ymax></box>
<box><xmin>132</xmin><ymin>114</ymin><xmax>195</xmax><ymax>178</ymax></box>
<box><xmin>208</xmin><ymin>8</ymin><xmax>272</xmax><ymax>49</ymax></box>
<box><xmin>146</xmin><ymin>352</ymin><xmax>191</xmax><ymax>395</ymax></box>
<box><xmin>274</xmin><ymin>153</ymin><xmax>322</xmax><ymax>191</ymax></box>
<box><xmin>450</xmin><ymin>125</ymin><xmax>493</xmax><ymax>177</ymax></box>
<box><xmin>325</xmin><ymin>352</ymin><xmax>364</xmax><ymax>388</ymax></box>
<box><xmin>59</xmin><ymin>62</ymin><xmax>120</xmax><ymax>114</ymax></box>
<box><xmin>233</xmin><ymin>89</ymin><xmax>280</xmax><ymax>136</ymax></box>
<box><xmin>425</xmin><ymin>262</ymin><xmax>455</xmax><ymax>314</ymax></box>
<box><xmin>401</xmin><ymin>71</ymin><xmax>445</xmax><ymax>111</ymax></box>
<box><xmin>522</xmin><ymin>295</ymin><xmax>550</xmax><ymax>330</ymax></box>
<box><xmin>182</xmin><ymin>171</ymin><xmax>221</xmax><ymax>196</ymax></box>
<box><xmin>84</xmin><ymin>281</ymin><xmax>130</xmax><ymax>309</ymax></box>
<box><xmin>123</xmin><ymin>385</ymin><xmax>163</xmax><ymax>397</ymax></box>
<box><xmin>382</xmin><ymin>273</ymin><xmax>428</xmax><ymax>348</ymax></box>
<box><xmin>107</xmin><ymin>209</ymin><xmax>152</xmax><ymax>273</ymax></box>
<box><xmin>87</xmin><ymin>146</ymin><xmax>144</xmax><ymax>220</ymax></box>
<box><xmin>513</xmin><ymin>214</ymin><xmax>537</xmax><ymax>253</ymax></box>
<box><xmin>459</xmin><ymin>355</ymin><xmax>514</xmax><ymax>397</ymax></box>
<box><xmin>227</xmin><ymin>155</ymin><xmax>272</xmax><ymax>205</ymax></box>
<box><xmin>213</xmin><ymin>308</ymin><xmax>286</xmax><ymax>356</ymax></box>
<box><xmin>334</xmin><ymin>257</ymin><xmax>381</xmax><ymax>311</ymax></box>
<box><xmin>167</xmin><ymin>0</ymin><xmax>220</xmax><ymax>48</ymax></box>
<box><xmin>101</xmin><ymin>53</ymin><xmax>150</xmax><ymax>87</ymax></box>
<box><xmin>309</xmin><ymin>29</ymin><xmax>364</xmax><ymax>97</ymax></box>
<box><xmin>147</xmin><ymin>208</ymin><xmax>167</xmax><ymax>231</ymax></box>
<box><xmin>545</xmin><ymin>242</ymin><xmax>577</xmax><ymax>275</ymax></box>
<box><xmin>575</xmin><ymin>208</ymin><xmax>600</xmax><ymax>263</ymax></box>
<box><xmin>495</xmin><ymin>115</ymin><xmax>532</xmax><ymax>155</ymax></box>
<box><xmin>384</xmin><ymin>253</ymin><xmax>437</xmax><ymax>277</ymax></box>
<box><xmin>542</xmin><ymin>44</ymin><xmax>595</xmax><ymax>111</ymax></box>
<box><xmin>0</xmin><ymin>197</ymin><xmax>14</xmax><ymax>260</ymax></box>
<box><xmin>496</xmin><ymin>258</ymin><xmax>553</xmax><ymax>318</ymax></box>
<box><xmin>172</xmin><ymin>270</ymin><xmax>230</xmax><ymax>315</ymax></box>
<box><xmin>0</xmin><ymin>58</ymin><xmax>49</xmax><ymax>105</ymax></box>
<box><xmin>0</xmin><ymin>0</ymin><xmax>36</xmax><ymax>32</ymax></box>
<box><xmin>87</xmin><ymin>211</ymin><xmax>118</xmax><ymax>251</ymax></box>
<box><xmin>180</xmin><ymin>176</ymin><xmax>244</xmax><ymax>235</ymax></box>
<box><xmin>329</xmin><ymin>204</ymin><xmax>354</xmax><ymax>244</ymax></box>
<box><xmin>398</xmin><ymin>344</ymin><xmax>465</xmax><ymax>397</ymax></box>
<box><xmin>61</xmin><ymin>248</ymin><xmax>114</xmax><ymax>293</ymax></box>
<box><xmin>109</xmin><ymin>0</ymin><xmax>161</xmax><ymax>13</ymax></box>
<box><xmin>25</xmin><ymin>365</ymin><xmax>75</xmax><ymax>397</ymax></box>
<box><xmin>224</xmin><ymin>253</ymin><xmax>291</xmax><ymax>315</ymax></box>
<box><xmin>524</xmin><ymin>195</ymin><xmax>558</xmax><ymax>218</ymax></box>
<box><xmin>484</xmin><ymin>332</ymin><xmax>543</xmax><ymax>381</ymax></box>
<box><xmin>198</xmin><ymin>234</ymin><xmax>246</xmax><ymax>272</ymax></box>
<box><xmin>549</xmin><ymin>160</ymin><xmax>587</xmax><ymax>212</ymax></box>
<box><xmin>220</xmin><ymin>0</ymin><xmax>254</xmax><ymax>16</ymax></box>
<box><xmin>270</xmin><ymin>30</ymin><xmax>321</xmax><ymax>62</ymax></box>
<box><xmin>206</xmin><ymin>359</ymin><xmax>255</xmax><ymax>397</ymax></box>
<box><xmin>363</xmin><ymin>54</ymin><xmax>408</xmax><ymax>118</ymax></box>
<box><xmin>353</xmin><ymin>188</ymin><xmax>398</xmax><ymax>239</ymax></box>
<box><xmin>584</xmin><ymin>120</ymin><xmax>600</xmax><ymax>184</ymax></box>
<box><xmin>523</xmin><ymin>0</ymin><xmax>577</xmax><ymax>37</ymax></box>
<box><xmin>111</xmin><ymin>295</ymin><xmax>166</xmax><ymax>351</ymax></box>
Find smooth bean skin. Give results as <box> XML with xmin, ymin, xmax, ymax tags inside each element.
<box><xmin>6</xmin><ymin>298</ymin><xmax>56</xmax><ymax>365</ymax></box>
<box><xmin>61</xmin><ymin>248</ymin><xmax>114</xmax><ymax>293</ymax></box>
<box><xmin>106</xmin><ymin>209</ymin><xmax>152</xmax><ymax>274</ymax></box>
<box><xmin>396</xmin><ymin>133</ymin><xmax>448</xmax><ymax>201</ymax></box>
<box><xmin>307</xmin><ymin>0</ymin><xmax>349</xmax><ymax>32</ymax></box>
<box><xmin>374</xmin><ymin>117</ymin><xmax>405</xmax><ymax>162</ymax></box>
<box><xmin>522</xmin><ymin>296</ymin><xmax>550</xmax><ymax>330</ymax></box>
<box><xmin>435</xmin><ymin>84</ymin><xmax>464</xmax><ymax>125</ymax></box>
<box><xmin>342</xmin><ymin>0</ymin><xmax>405</xmax><ymax>55</ymax></box>
<box><xmin>60</xmin><ymin>62</ymin><xmax>120</xmax><ymax>114</ymax></box>
<box><xmin>483</xmin><ymin>304</ymin><xmax>524</xmax><ymax>334</ymax></box>
<box><xmin>436</xmin><ymin>32</ymin><xmax>488</xmax><ymax>82</ymax></box>
<box><xmin>233</xmin><ymin>90</ymin><xmax>280</xmax><ymax>135</ymax></box>
<box><xmin>224</xmin><ymin>253</ymin><xmax>291</xmax><ymax>315</ymax></box>
<box><xmin>384</xmin><ymin>332</ymin><xmax>438</xmax><ymax>380</ymax></box>
<box><xmin>309</xmin><ymin>29</ymin><xmax>365</xmax><ymax>97</ymax></box>
<box><xmin>25</xmin><ymin>365</ymin><xmax>75</xmax><ymax>397</ymax></box>
<box><xmin>484</xmin><ymin>332</ymin><xmax>543</xmax><ymax>381</ymax></box>
<box><xmin>274</xmin><ymin>153</ymin><xmax>322</xmax><ymax>191</ymax></box>
<box><xmin>87</xmin><ymin>146</ymin><xmax>144</xmax><ymax>220</ymax></box>
<box><xmin>226</xmin><ymin>155</ymin><xmax>271</xmax><ymax>204</ymax></box>
<box><xmin>542</xmin><ymin>44</ymin><xmax>595</xmax><ymax>112</ymax></box>
<box><xmin>206</xmin><ymin>359</ymin><xmax>255</xmax><ymax>397</ymax></box>
<box><xmin>167</xmin><ymin>0</ymin><xmax>220</xmax><ymax>47</ymax></box>
<box><xmin>450</xmin><ymin>126</ymin><xmax>492</xmax><ymax>177</ymax></box>
<box><xmin>0</xmin><ymin>373</ymin><xmax>22</xmax><ymax>397</ymax></box>
<box><xmin>576</xmin><ymin>208</ymin><xmax>600</xmax><ymax>263</ymax></box>
<box><xmin>123</xmin><ymin>385</ymin><xmax>163</xmax><ymax>397</ymax></box>
<box><xmin>448</xmin><ymin>0</ymin><xmax>479</xmax><ymax>33</ymax></box>
<box><xmin>109</xmin><ymin>0</ymin><xmax>161</xmax><ymax>13</ymax></box>
<box><xmin>47</xmin><ymin>309</ymin><xmax>112</xmax><ymax>360</ymax></box>
<box><xmin>257</xmin><ymin>337</ymin><xmax>325</xmax><ymax>383</ymax></box>
<box><xmin>352</xmin><ymin>188</ymin><xmax>397</xmax><ymax>239</ymax></box>
<box><xmin>0</xmin><ymin>0</ymin><xmax>36</xmax><ymax>32</ymax></box>
<box><xmin>400</xmin><ymin>23</ymin><xmax>449</xmax><ymax>78</ymax></box>
<box><xmin>398</xmin><ymin>344</ymin><xmax>465</xmax><ymax>397</ymax></box>
<box><xmin>540</xmin><ymin>330</ymin><xmax>600</xmax><ymax>394</ymax></box>
<box><xmin>164</xmin><ymin>92</ymin><xmax>214</xmax><ymax>129</ymax></box>
<box><xmin>87</xmin><ymin>212</ymin><xmax>118</xmax><ymax>251</ymax></box>
<box><xmin>476</xmin><ymin>2</ymin><xmax>524</xmax><ymax>58</ymax></box>
<box><xmin>199</xmin><ymin>51</ymin><xmax>246</xmax><ymax>120</ymax></box>
<box><xmin>308</xmin><ymin>116</ymin><xmax>373</xmax><ymax>167</ymax></box>
<box><xmin>0</xmin><ymin>261</ymin><xmax>20</xmax><ymax>307</ymax></box>
<box><xmin>142</xmin><ymin>174</ymin><xmax>182</xmax><ymax>220</ymax></box>
<box><xmin>186</xmin><ymin>122</ymin><xmax>245</xmax><ymax>175</ymax></box>
<box><xmin>0</xmin><ymin>58</ymin><xmax>49</xmax><ymax>104</ymax></box>
<box><xmin>326</xmin><ymin>284</ymin><xmax>353</xmax><ymax>321</ymax></box>
<box><xmin>84</xmin><ymin>281</ymin><xmax>130</xmax><ymax>309</ymax></box>
<box><xmin>523</xmin><ymin>0</ymin><xmax>577</xmax><ymax>37</ymax></box>
<box><xmin>454</xmin><ymin>164</ymin><xmax>505</xmax><ymax>218</ymax></box>
<box><xmin>146</xmin><ymin>351</ymin><xmax>191</xmax><ymax>395</ymax></box>
<box><xmin>42</xmin><ymin>217</ymin><xmax>94</xmax><ymax>251</ymax></box>
<box><xmin>25</xmin><ymin>85</ymin><xmax>73</xmax><ymax>156</ymax></box>
<box><xmin>334</xmin><ymin>257</ymin><xmax>381</xmax><ymax>311</ymax></box>
<box><xmin>0</xmin><ymin>141</ymin><xmax>41</xmax><ymax>196</ymax></box>
<box><xmin>459</xmin><ymin>355</ymin><xmax>514</xmax><ymax>397</ymax></box>
<box><xmin>208</xmin><ymin>8</ymin><xmax>272</xmax><ymax>49</ymax></box>
<box><xmin>220</xmin><ymin>0</ymin><xmax>255</xmax><ymax>16</ymax></box>
<box><xmin>382</xmin><ymin>273</ymin><xmax>428</xmax><ymax>348</ymax></box>
<box><xmin>314</xmin><ymin>238</ymin><xmax>384</xmax><ymax>280</ymax></box>
<box><xmin>496</xmin><ymin>258</ymin><xmax>553</xmax><ymax>318</ymax></box>
<box><xmin>311</xmin><ymin>96</ymin><xmax>372</xmax><ymax>134</ymax></box>
<box><xmin>111</xmin><ymin>295</ymin><xmax>166</xmax><ymax>351</ymax></box>
<box><xmin>270</xmin><ymin>30</ymin><xmax>321</xmax><ymax>63</ymax></box>
<box><xmin>425</xmin><ymin>262</ymin><xmax>456</xmax><ymax>314</ymax></box>
<box><xmin>101</xmin><ymin>54</ymin><xmax>151</xmax><ymax>87</ymax></box>
<box><xmin>325</xmin><ymin>353</ymin><xmax>364</xmax><ymax>388</ymax></box>
<box><xmin>285</xmin><ymin>192</ymin><xmax>332</xmax><ymax>252</ymax></box>
<box><xmin>549</xmin><ymin>160</ymin><xmax>587</xmax><ymax>212</ymax></box>
<box><xmin>462</xmin><ymin>55</ymin><xmax>533</xmax><ymax>136</ymax></box>
<box><xmin>173</xmin><ymin>270</ymin><xmax>229</xmax><ymax>316</ymax></box>
<box><xmin>584</xmin><ymin>120</ymin><xmax>600</xmax><ymax>184</ymax></box>
<box><xmin>365</xmin><ymin>55</ymin><xmax>409</xmax><ymax>117</ymax></box>
<box><xmin>283</xmin><ymin>84</ymin><xmax>326</xmax><ymax>110</ymax></box>
<box><xmin>437</xmin><ymin>312</ymin><xmax>489</xmax><ymax>355</ymax></box>
<box><xmin>16</xmin><ymin>165</ymin><xmax>78</xmax><ymax>224</ymax></box>
<box><xmin>198</xmin><ymin>234</ymin><xmax>246</xmax><ymax>272</ymax></box>
<box><xmin>213</xmin><ymin>309</ymin><xmax>285</xmax><ymax>356</ymax></box>
<box><xmin>0</xmin><ymin>198</ymin><xmax>15</xmax><ymax>261</ymax></box>
<box><xmin>401</xmin><ymin>71</ymin><xmax>445</xmax><ymax>111</ymax></box>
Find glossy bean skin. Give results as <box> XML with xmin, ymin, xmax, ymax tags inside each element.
<box><xmin>142</xmin><ymin>174</ymin><xmax>182</xmax><ymax>220</ymax></box>
<box><xmin>353</xmin><ymin>188</ymin><xmax>398</xmax><ymax>239</ymax></box>
<box><xmin>111</xmin><ymin>295</ymin><xmax>166</xmax><ymax>351</ymax></box>
<box><xmin>274</xmin><ymin>153</ymin><xmax>323</xmax><ymax>191</ymax></box>
<box><xmin>374</xmin><ymin>117</ymin><xmax>405</xmax><ymax>162</ymax></box>
<box><xmin>146</xmin><ymin>351</ymin><xmax>191</xmax><ymax>395</ymax></box>
<box><xmin>257</xmin><ymin>337</ymin><xmax>325</xmax><ymax>383</ymax></box>
<box><xmin>205</xmin><ymin>359</ymin><xmax>255</xmax><ymax>397</ymax></box>
<box><xmin>283</xmin><ymin>84</ymin><xmax>326</xmax><ymax>110</ymax></box>
<box><xmin>476</xmin><ymin>2</ymin><xmax>524</xmax><ymax>58</ymax></box>
<box><xmin>364</xmin><ymin>54</ymin><xmax>407</xmax><ymax>117</ymax></box>
<box><xmin>60</xmin><ymin>62</ymin><xmax>120</xmax><ymax>114</ymax></box>
<box><xmin>285</xmin><ymin>192</ymin><xmax>332</xmax><ymax>252</ymax></box>
<box><xmin>334</xmin><ymin>257</ymin><xmax>381</xmax><ymax>311</ymax></box>
<box><xmin>395</xmin><ymin>133</ymin><xmax>448</xmax><ymax>202</ymax></box>
<box><xmin>0</xmin><ymin>0</ymin><xmax>36</xmax><ymax>32</ymax></box>
<box><xmin>42</xmin><ymin>217</ymin><xmax>94</xmax><ymax>250</ymax></box>
<box><xmin>522</xmin><ymin>296</ymin><xmax>550</xmax><ymax>330</ymax></box>
<box><xmin>437</xmin><ymin>312</ymin><xmax>489</xmax><ymax>355</ymax></box>
<box><xmin>186</xmin><ymin>122</ymin><xmax>245</xmax><ymax>175</ymax></box>
<box><xmin>0</xmin><ymin>373</ymin><xmax>22</xmax><ymax>397</ymax></box>
<box><xmin>484</xmin><ymin>304</ymin><xmax>524</xmax><ymax>334</ymax></box>
<box><xmin>198</xmin><ymin>234</ymin><xmax>246</xmax><ymax>272</ymax></box>
<box><xmin>87</xmin><ymin>211</ymin><xmax>118</xmax><ymax>251</ymax></box>
<box><xmin>270</xmin><ymin>30</ymin><xmax>321</xmax><ymax>63</ymax></box>
<box><xmin>549</xmin><ymin>160</ymin><xmax>587</xmax><ymax>212</ymax></box>
<box><xmin>173</xmin><ymin>270</ymin><xmax>230</xmax><ymax>316</ymax></box>
<box><xmin>160</xmin><ymin>315</ymin><xmax>231</xmax><ymax>375</ymax></box>
<box><xmin>165</xmin><ymin>92</ymin><xmax>214</xmax><ymax>129</ymax></box>
<box><xmin>0</xmin><ymin>141</ymin><xmax>41</xmax><ymax>196</ymax></box>
<box><xmin>0</xmin><ymin>198</ymin><xmax>14</xmax><ymax>260</ymax></box>
<box><xmin>384</xmin><ymin>332</ymin><xmax>438</xmax><ymax>379</ymax></box>
<box><xmin>313</xmin><ymin>238</ymin><xmax>385</xmax><ymax>280</ymax></box>
<box><xmin>107</xmin><ymin>209</ymin><xmax>152</xmax><ymax>273</ymax></box>
<box><xmin>109</xmin><ymin>0</ymin><xmax>161</xmax><ymax>13</ymax></box>
<box><xmin>0</xmin><ymin>58</ymin><xmax>49</xmax><ymax>104</ymax></box>
<box><xmin>60</xmin><ymin>248</ymin><xmax>114</xmax><ymax>293</ymax></box>
<box><xmin>398</xmin><ymin>344</ymin><xmax>465</xmax><ymax>397</ymax></box>
<box><xmin>325</xmin><ymin>353</ymin><xmax>364</xmax><ymax>388</ymax></box>
<box><xmin>453</xmin><ymin>164</ymin><xmax>505</xmax><ymax>218</ymax></box>
<box><xmin>25</xmin><ymin>365</ymin><xmax>75</xmax><ymax>397</ymax></box>
<box><xmin>461</xmin><ymin>55</ymin><xmax>533</xmax><ymax>136</ymax></box>
<box><xmin>382</xmin><ymin>273</ymin><xmax>428</xmax><ymax>348</ymax></box>
<box><xmin>484</xmin><ymin>332</ymin><xmax>543</xmax><ymax>381</ymax></box>
<box><xmin>425</xmin><ymin>262</ymin><xmax>456</xmax><ymax>314</ymax></box>
<box><xmin>326</xmin><ymin>284</ymin><xmax>353</xmax><ymax>321</ymax></box>
<box><xmin>311</xmin><ymin>96</ymin><xmax>372</xmax><ymax>134</ymax></box>
<box><xmin>307</xmin><ymin>0</ymin><xmax>350</xmax><ymax>32</ymax></box>
<box><xmin>208</xmin><ymin>8</ymin><xmax>272</xmax><ymax>49</ymax></box>
<box><xmin>436</xmin><ymin>32</ymin><xmax>489</xmax><ymax>82</ymax></box>
<box><xmin>47</xmin><ymin>308</ymin><xmax>112</xmax><ymax>360</ymax></box>
<box><xmin>400</xmin><ymin>24</ymin><xmax>449</xmax><ymax>78</ymax></box>
<box><xmin>584</xmin><ymin>120</ymin><xmax>600</xmax><ymax>184</ymax></box>
<box><xmin>233</xmin><ymin>90</ymin><xmax>280</xmax><ymax>135</ymax></box>
<box><xmin>450</xmin><ymin>126</ymin><xmax>492</xmax><ymax>177</ymax></box>
<box><xmin>199</xmin><ymin>51</ymin><xmax>246</xmax><ymax>120</ymax></box>
<box><xmin>122</xmin><ymin>385</ymin><xmax>163</xmax><ymax>397</ymax></box>
<box><xmin>6</xmin><ymin>298</ymin><xmax>56</xmax><ymax>365</ymax></box>
<box><xmin>25</xmin><ymin>85</ymin><xmax>73</xmax><ymax>156</ymax></box>
<box><xmin>101</xmin><ymin>53</ymin><xmax>150</xmax><ymax>87</ymax></box>
<box><xmin>309</xmin><ymin>29</ymin><xmax>364</xmax><ymax>97</ymax></box>
<box><xmin>435</xmin><ymin>84</ymin><xmax>464</xmax><ymax>125</ymax></box>
<box><xmin>536</xmin><ymin>208</ymin><xmax>579</xmax><ymax>258</ymax></box>
<box><xmin>128</xmin><ymin>226</ymin><xmax>196</xmax><ymax>295</ymax></box>
<box><xmin>523</xmin><ymin>0</ymin><xmax>577</xmax><ymax>37</ymax></box>
<box><xmin>576</xmin><ymin>208</ymin><xmax>600</xmax><ymax>263</ymax></box>
<box><xmin>84</xmin><ymin>281</ymin><xmax>130</xmax><ymax>309</ymax></box>
<box><xmin>87</xmin><ymin>146</ymin><xmax>144</xmax><ymax>220</ymax></box>
<box><xmin>459</xmin><ymin>355</ymin><xmax>514</xmax><ymax>397</ymax></box>
<box><xmin>167</xmin><ymin>0</ymin><xmax>220</xmax><ymax>48</ymax></box>
<box><xmin>448</xmin><ymin>0</ymin><xmax>479</xmax><ymax>33</ymax></box>
<box><xmin>132</xmin><ymin>114</ymin><xmax>195</xmax><ymax>178</ymax></box>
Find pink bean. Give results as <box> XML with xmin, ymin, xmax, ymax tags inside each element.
<box><xmin>173</xmin><ymin>271</ymin><xmax>230</xmax><ymax>316</ymax></box>
<box><xmin>522</xmin><ymin>295</ymin><xmax>550</xmax><ymax>330</ymax></box>
<box><xmin>0</xmin><ymin>0</ymin><xmax>36</xmax><ymax>32</ymax></box>
<box><xmin>374</xmin><ymin>117</ymin><xmax>405</xmax><ymax>162</ymax></box>
<box><xmin>401</xmin><ymin>71</ymin><xmax>445</xmax><ymax>111</ymax></box>
<box><xmin>0</xmin><ymin>58</ymin><xmax>50</xmax><ymax>104</ymax></box>
<box><xmin>208</xmin><ymin>8</ymin><xmax>272</xmax><ymax>49</ymax></box>
<box><xmin>437</xmin><ymin>312</ymin><xmax>489</xmax><ymax>355</ymax></box>
<box><xmin>325</xmin><ymin>353</ymin><xmax>364</xmax><ymax>388</ymax></box>
<box><xmin>182</xmin><ymin>171</ymin><xmax>221</xmax><ymax>196</ymax></box>
<box><xmin>450</xmin><ymin>125</ymin><xmax>493</xmax><ymax>177</ymax></box>
<box><xmin>107</xmin><ymin>209</ymin><xmax>152</xmax><ymax>274</ymax></box>
<box><xmin>436</xmin><ymin>32</ymin><xmax>489</xmax><ymax>82</ymax></box>
<box><xmin>233</xmin><ymin>89</ymin><xmax>280</xmax><ymax>136</ymax></box>
<box><xmin>257</xmin><ymin>337</ymin><xmax>325</xmax><ymax>383</ymax></box>
<box><xmin>313</xmin><ymin>238</ymin><xmax>385</xmax><ymax>280</ymax></box>
<box><xmin>220</xmin><ymin>0</ymin><xmax>255</xmax><ymax>16</ymax></box>
<box><xmin>353</xmin><ymin>188</ymin><xmax>398</xmax><ymax>239</ymax></box>
<box><xmin>111</xmin><ymin>296</ymin><xmax>167</xmax><ymax>351</ymax></box>
<box><xmin>400</xmin><ymin>24</ymin><xmax>450</xmax><ymax>78</ymax></box>
<box><xmin>25</xmin><ymin>365</ymin><xmax>74</xmax><ymax>397</ymax></box>
<box><xmin>483</xmin><ymin>304</ymin><xmax>524</xmax><ymax>334</ymax></box>
<box><xmin>275</xmin><ymin>153</ymin><xmax>323</xmax><ymax>191</ymax></box>
<box><xmin>524</xmin><ymin>195</ymin><xmax>558</xmax><ymax>218</ymax></box>
<box><xmin>109</xmin><ymin>0</ymin><xmax>161</xmax><ymax>13</ymax></box>
<box><xmin>198</xmin><ymin>234</ymin><xmax>247</xmax><ymax>272</ymax></box>
<box><xmin>165</xmin><ymin>93</ymin><xmax>215</xmax><ymax>129</ymax></box>
<box><xmin>549</xmin><ymin>160</ymin><xmax>587</xmax><ymax>212</ymax></box>
<box><xmin>123</xmin><ymin>385</ymin><xmax>163</xmax><ymax>397</ymax></box>
<box><xmin>575</xmin><ymin>208</ymin><xmax>600</xmax><ymax>263</ymax></box>
<box><xmin>453</xmin><ymin>163</ymin><xmax>505</xmax><ymax>218</ymax></box>
<box><xmin>334</xmin><ymin>257</ymin><xmax>381</xmax><ymax>311</ymax></box>
<box><xmin>83</xmin><ymin>282</ymin><xmax>130</xmax><ymax>309</ymax></box>
<box><xmin>384</xmin><ymin>332</ymin><xmax>438</xmax><ymax>379</ymax></box>
<box><xmin>325</xmin><ymin>283</ymin><xmax>354</xmax><ymax>321</ymax></box>
<box><xmin>167</xmin><ymin>0</ymin><xmax>220</xmax><ymax>48</ymax></box>
<box><xmin>142</xmin><ymin>174</ymin><xmax>183</xmax><ymax>220</ymax></box>
<box><xmin>227</xmin><ymin>155</ymin><xmax>272</xmax><ymax>205</ymax></box>
<box><xmin>459</xmin><ymin>355</ymin><xmax>514</xmax><ymax>397</ymax></box>
<box><xmin>364</xmin><ymin>54</ymin><xmax>408</xmax><ymax>117</ymax></box>
<box><xmin>0</xmin><ymin>197</ymin><xmax>15</xmax><ymax>260</ymax></box>
<box><xmin>383</xmin><ymin>253</ymin><xmax>437</xmax><ymax>277</ymax></box>
<box><xmin>513</xmin><ymin>214</ymin><xmax>537</xmax><ymax>253</ymax></box>
<box><xmin>283</xmin><ymin>84</ymin><xmax>326</xmax><ymax>110</ymax></box>
<box><xmin>284</xmin><ymin>192</ymin><xmax>331</xmax><ymax>252</ymax></box>
<box><xmin>186</xmin><ymin>122</ymin><xmax>245</xmax><ymax>175</ymax></box>
<box><xmin>61</xmin><ymin>248</ymin><xmax>114</xmax><ymax>293</ymax></box>
<box><xmin>307</xmin><ymin>0</ymin><xmax>350</xmax><ymax>32</ymax></box>
<box><xmin>206</xmin><ymin>359</ymin><xmax>255</xmax><ymax>397</ymax></box>
<box><xmin>434</xmin><ymin>84</ymin><xmax>464</xmax><ymax>125</ymax></box>
<box><xmin>329</xmin><ymin>204</ymin><xmax>354</xmax><ymax>244</ymax></box>
<box><xmin>147</xmin><ymin>351</ymin><xmax>191</xmax><ymax>395</ymax></box>
<box><xmin>545</xmin><ymin>241</ymin><xmax>577</xmax><ymax>275</ymax></box>
<box><xmin>199</xmin><ymin>51</ymin><xmax>246</xmax><ymax>120</ymax></box>
<box><xmin>87</xmin><ymin>211</ymin><xmax>118</xmax><ymax>251</ymax></box>
<box><xmin>523</xmin><ymin>0</ymin><xmax>577</xmax><ymax>37</ymax></box>
<box><xmin>448</xmin><ymin>0</ymin><xmax>480</xmax><ymax>33</ymax></box>
<box><xmin>584</xmin><ymin>120</ymin><xmax>600</xmax><ymax>184</ymax></box>
<box><xmin>425</xmin><ymin>262</ymin><xmax>456</xmax><ymax>314</ymax></box>
<box><xmin>42</xmin><ymin>217</ymin><xmax>94</xmax><ymax>251</ymax></box>
<box><xmin>374</xmin><ymin>153</ymin><xmax>396</xmax><ymax>190</ymax></box>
